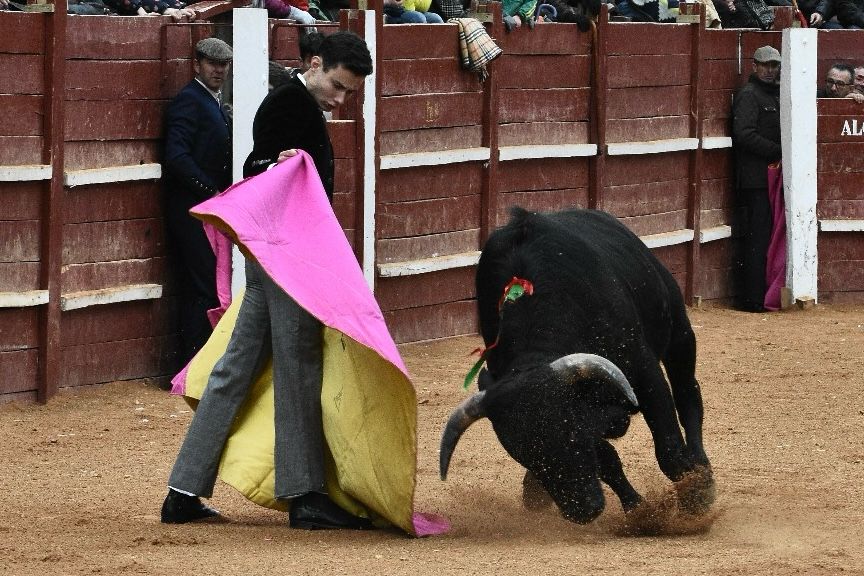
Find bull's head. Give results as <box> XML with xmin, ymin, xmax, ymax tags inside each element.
<box><xmin>440</xmin><ymin>353</ymin><xmax>638</xmax><ymax>523</ymax></box>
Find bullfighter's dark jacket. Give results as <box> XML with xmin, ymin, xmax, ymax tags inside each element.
<box><xmin>243</xmin><ymin>76</ymin><xmax>335</xmax><ymax>202</ymax></box>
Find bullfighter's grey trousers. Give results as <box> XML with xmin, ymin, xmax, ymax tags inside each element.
<box><xmin>168</xmin><ymin>258</ymin><xmax>326</xmax><ymax>500</ymax></box>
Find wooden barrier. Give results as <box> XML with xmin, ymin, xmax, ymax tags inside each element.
<box><xmin>2</xmin><ymin>8</ymin><xmax>864</xmax><ymax>401</ymax></box>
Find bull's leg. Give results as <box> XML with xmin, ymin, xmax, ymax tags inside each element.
<box><xmin>640</xmin><ymin>355</ymin><xmax>715</xmax><ymax>514</ymax></box>
<box><xmin>595</xmin><ymin>440</ymin><xmax>642</xmax><ymax>512</ymax></box>
<box><xmin>662</xmin><ymin>315</ymin><xmax>710</xmax><ymax>468</ymax></box>
<box><xmin>521</xmin><ymin>470</ymin><xmax>554</xmax><ymax>510</ymax></box>
<box><xmin>634</xmin><ymin>359</ymin><xmax>695</xmax><ymax>483</ymax></box>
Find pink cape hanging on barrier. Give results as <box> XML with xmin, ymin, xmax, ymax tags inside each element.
<box><xmin>170</xmin><ymin>152</ymin><xmax>448</xmax><ymax>537</ymax></box>
<box><xmin>764</xmin><ymin>162</ymin><xmax>786</xmax><ymax>311</ymax></box>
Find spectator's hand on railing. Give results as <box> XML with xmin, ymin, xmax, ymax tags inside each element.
<box><xmin>164</xmin><ymin>6</ymin><xmax>198</xmax><ymax>19</ymax></box>
<box><xmin>847</xmin><ymin>91</ymin><xmax>864</xmax><ymax>104</ymax></box>
<box><xmin>0</xmin><ymin>0</ymin><xmax>11</xmax><ymax>9</ymax></box>
<box><xmin>810</xmin><ymin>11</ymin><xmax>823</xmax><ymax>25</ymax></box>
<box><xmin>725</xmin><ymin>0</ymin><xmax>736</xmax><ymax>12</ymax></box>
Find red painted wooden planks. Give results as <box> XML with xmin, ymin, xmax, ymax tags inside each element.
<box><xmin>1</xmin><ymin>221</ymin><xmax>41</xmax><ymax>262</ymax></box>
<box><xmin>0</xmin><ymin>350</ymin><xmax>38</xmax><ymax>394</ymax></box>
<box><xmin>59</xmin><ymin>335</ymin><xmax>174</xmax><ymax>387</ymax></box>
<box><xmin>65</xmin><ymin>15</ymin><xmax>165</xmax><ymax>60</ymax></box>
<box><xmin>498</xmin><ymin>120</ymin><xmax>589</xmax><ymax>146</ymax></box>
<box><xmin>380</xmin><ymin>125</ymin><xmax>482</xmax><ymax>154</ymax></box>
<box><xmin>600</xmin><ymin>178</ymin><xmax>688</xmax><ymax>217</ymax></box>
<box><xmin>0</xmin><ymin>13</ymin><xmax>45</xmax><ymax>54</ymax></box>
<box><xmin>818</xmin><ymin>199</ymin><xmax>864</xmax><ymax>219</ymax></box>
<box><xmin>495</xmin><ymin>188</ymin><xmax>589</xmax><ymax>225</ymax></box>
<box><xmin>618</xmin><ymin>208</ymin><xmax>688</xmax><ymax>236</ymax></box>
<box><xmin>377</xmin><ymin>194</ymin><xmax>481</xmax><ymax>238</ymax></box>
<box><xmin>328</xmin><ymin>121</ymin><xmax>357</xmax><ymax>158</ymax></box>
<box><xmin>64</xmin><ymin>181</ymin><xmax>162</xmax><ymax>223</ymax></box>
<box><xmin>61</xmin><ymin>218</ymin><xmax>164</xmax><ymax>264</ymax></box>
<box><xmin>0</xmin><ymin>308</ymin><xmax>40</xmax><ymax>351</ymax></box>
<box><xmin>604</xmin><ymin>23</ymin><xmax>691</xmax><ymax>56</ymax></box>
<box><xmin>379</xmin><ymin>24</ymin><xmax>463</xmax><ymax>60</ymax></box>
<box><xmin>376</xmin><ymin>229</ymin><xmax>480</xmax><ymax>263</ymax></box>
<box><xmin>61</xmin><ymin>299</ymin><xmax>173</xmax><ymax>346</ymax></box>
<box><xmin>65</xmin><ymin>60</ymin><xmax>164</xmax><ymax>101</ymax></box>
<box><xmin>0</xmin><ymin>136</ymin><xmax>43</xmax><ymax>165</ymax></box>
<box><xmin>64</xmin><ymin>100</ymin><xmax>165</xmax><ymax>141</ymax></box>
<box><xmin>500</xmin><ymin>23</ymin><xmax>591</xmax><ymax>56</ymax></box>
<box><xmin>0</xmin><ymin>95</ymin><xmax>44</xmax><ymax>137</ymax></box>
<box><xmin>380</xmin><ymin>59</ymin><xmax>480</xmax><ymax>96</ymax></box>
<box><xmin>378</xmin><ymin>163</ymin><xmax>482</xmax><ymax>202</ymax></box>
<box><xmin>498</xmin><ymin>87</ymin><xmax>589</xmax><ymax>123</ymax></box>
<box><xmin>819</xmin><ymin>260</ymin><xmax>864</xmax><ymax>292</ymax></box>
<box><xmin>495</xmin><ymin>54</ymin><xmax>590</xmax><ymax>90</ymax></box>
<box><xmin>65</xmin><ymin>140</ymin><xmax>160</xmax><ymax>169</ymax></box>
<box><xmin>60</xmin><ymin>258</ymin><xmax>169</xmax><ymax>294</ymax></box>
<box><xmin>605</xmin><ymin>115</ymin><xmax>690</xmax><ymax>142</ymax></box>
<box><xmin>606</xmin><ymin>54</ymin><xmax>691</xmax><ymax>88</ymax></box>
<box><xmin>379</xmin><ymin>92</ymin><xmax>484</xmax><ymax>132</ymax></box>
<box><xmin>0</xmin><ymin>262</ymin><xmax>40</xmax><ymax>292</ymax></box>
<box><xmin>0</xmin><ymin>54</ymin><xmax>44</xmax><ymax>95</ymax></box>
<box><xmin>384</xmin><ymin>299</ymin><xmax>477</xmax><ymax>344</ymax></box>
<box><xmin>606</xmin><ymin>85</ymin><xmax>690</xmax><ymax>119</ymax></box>
<box><xmin>0</xmin><ymin>181</ymin><xmax>42</xmax><ymax>220</ymax></box>
<box><xmin>604</xmin><ymin>152</ymin><xmax>689</xmax><ymax>186</ymax></box>
<box><xmin>376</xmin><ymin>266</ymin><xmax>475</xmax><ymax>311</ymax></box>
<box><xmin>497</xmin><ymin>157</ymin><xmax>589</xmax><ymax>192</ymax></box>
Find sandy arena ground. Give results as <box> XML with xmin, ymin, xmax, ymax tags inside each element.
<box><xmin>2</xmin><ymin>304</ymin><xmax>863</xmax><ymax>575</ymax></box>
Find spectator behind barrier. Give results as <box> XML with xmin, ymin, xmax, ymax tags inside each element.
<box><xmin>103</xmin><ymin>0</ymin><xmax>196</xmax><ymax>19</ymax></box>
<box><xmin>799</xmin><ymin>0</ymin><xmax>843</xmax><ymax>27</ymax></box>
<box><xmin>818</xmin><ymin>62</ymin><xmax>864</xmax><ymax>103</ymax></box>
<box><xmin>383</xmin><ymin>0</ymin><xmax>445</xmax><ymax>22</ymax></box>
<box><xmin>835</xmin><ymin>0</ymin><xmax>864</xmax><ymax>27</ymax></box>
<box><xmin>855</xmin><ymin>65</ymin><xmax>864</xmax><ymax>94</ymax></box>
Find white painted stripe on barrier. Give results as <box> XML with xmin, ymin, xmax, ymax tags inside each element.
<box><xmin>0</xmin><ymin>290</ymin><xmax>49</xmax><ymax>308</ymax></box>
<box><xmin>60</xmin><ymin>283</ymin><xmax>163</xmax><ymax>311</ymax></box>
<box><xmin>362</xmin><ymin>10</ymin><xmax>378</xmax><ymax>290</ymax></box>
<box><xmin>701</xmin><ymin>137</ymin><xmax>733</xmax><ymax>150</ymax></box>
<box><xmin>640</xmin><ymin>228</ymin><xmax>694</xmax><ymax>248</ymax></box>
<box><xmin>607</xmin><ymin>138</ymin><xmax>699</xmax><ymax>156</ymax></box>
<box><xmin>0</xmin><ymin>165</ymin><xmax>52</xmax><ymax>181</ymax></box>
<box><xmin>499</xmin><ymin>143</ymin><xmax>598</xmax><ymax>161</ymax></box>
<box><xmin>699</xmin><ymin>224</ymin><xmax>732</xmax><ymax>243</ymax></box>
<box><xmin>64</xmin><ymin>163</ymin><xmax>162</xmax><ymax>187</ymax></box>
<box><xmin>819</xmin><ymin>219</ymin><xmax>864</xmax><ymax>232</ymax></box>
<box><xmin>378</xmin><ymin>251</ymin><xmax>481</xmax><ymax>277</ymax></box>
<box><xmin>380</xmin><ymin>148</ymin><xmax>490</xmax><ymax>170</ymax></box>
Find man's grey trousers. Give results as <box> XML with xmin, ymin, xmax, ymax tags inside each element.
<box><xmin>169</xmin><ymin>259</ymin><xmax>325</xmax><ymax>500</ymax></box>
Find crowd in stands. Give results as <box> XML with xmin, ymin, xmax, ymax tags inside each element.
<box><xmin>3</xmin><ymin>0</ymin><xmax>864</xmax><ymax>31</ymax></box>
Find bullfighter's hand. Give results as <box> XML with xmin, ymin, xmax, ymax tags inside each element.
<box><xmin>277</xmin><ymin>149</ymin><xmax>299</xmax><ymax>163</ymax></box>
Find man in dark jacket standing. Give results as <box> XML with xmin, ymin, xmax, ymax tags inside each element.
<box><xmin>162</xmin><ymin>38</ymin><xmax>233</xmax><ymax>365</ymax></box>
<box><xmin>162</xmin><ymin>32</ymin><xmax>379</xmax><ymax>531</ymax></box>
<box><xmin>732</xmin><ymin>45</ymin><xmax>781</xmax><ymax>312</ymax></box>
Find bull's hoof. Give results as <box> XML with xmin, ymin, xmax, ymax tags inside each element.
<box><xmin>675</xmin><ymin>466</ymin><xmax>715</xmax><ymax>515</ymax></box>
<box><xmin>521</xmin><ymin>470</ymin><xmax>554</xmax><ymax>511</ymax></box>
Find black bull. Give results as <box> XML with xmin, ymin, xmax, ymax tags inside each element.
<box><xmin>440</xmin><ymin>208</ymin><xmax>714</xmax><ymax>523</ymax></box>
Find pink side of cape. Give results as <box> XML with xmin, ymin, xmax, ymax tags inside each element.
<box><xmin>171</xmin><ymin>152</ymin><xmax>408</xmax><ymax>394</ymax></box>
<box><xmin>764</xmin><ymin>163</ymin><xmax>786</xmax><ymax>312</ymax></box>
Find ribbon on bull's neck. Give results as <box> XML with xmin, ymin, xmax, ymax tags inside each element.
<box><xmin>462</xmin><ymin>277</ymin><xmax>534</xmax><ymax>389</ymax></box>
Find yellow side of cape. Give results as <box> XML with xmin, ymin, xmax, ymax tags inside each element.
<box><xmin>183</xmin><ymin>294</ymin><xmax>418</xmax><ymax>534</ymax></box>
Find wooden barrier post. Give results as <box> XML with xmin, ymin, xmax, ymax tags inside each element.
<box><xmin>685</xmin><ymin>1</ymin><xmax>705</xmax><ymax>305</ymax></box>
<box><xmin>780</xmin><ymin>27</ymin><xmax>818</xmax><ymax>305</ymax></box>
<box><xmin>479</xmin><ymin>1</ymin><xmax>502</xmax><ymax>244</ymax></box>
<box><xmin>37</xmin><ymin>4</ymin><xmax>66</xmax><ymax>402</ymax></box>
<box><xmin>588</xmin><ymin>4</ymin><xmax>609</xmax><ymax>210</ymax></box>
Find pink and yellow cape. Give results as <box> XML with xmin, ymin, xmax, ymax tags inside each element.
<box><xmin>171</xmin><ymin>152</ymin><xmax>447</xmax><ymax>536</ymax></box>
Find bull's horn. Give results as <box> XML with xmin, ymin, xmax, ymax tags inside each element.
<box><xmin>549</xmin><ymin>353</ymin><xmax>638</xmax><ymax>408</ymax></box>
<box><xmin>439</xmin><ymin>391</ymin><xmax>487</xmax><ymax>480</ymax></box>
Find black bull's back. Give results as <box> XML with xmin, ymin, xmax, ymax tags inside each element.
<box><xmin>477</xmin><ymin>208</ymin><xmax>685</xmax><ymax>375</ymax></box>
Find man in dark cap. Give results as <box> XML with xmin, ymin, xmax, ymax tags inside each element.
<box><xmin>731</xmin><ymin>45</ymin><xmax>782</xmax><ymax>313</ymax></box>
<box><xmin>162</xmin><ymin>37</ymin><xmax>233</xmax><ymax>366</ymax></box>
<box><xmin>162</xmin><ymin>32</ymin><xmax>378</xmax><ymax>530</ymax></box>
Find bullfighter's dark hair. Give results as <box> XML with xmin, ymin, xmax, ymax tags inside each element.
<box><xmin>318</xmin><ymin>31</ymin><xmax>373</xmax><ymax>77</ymax></box>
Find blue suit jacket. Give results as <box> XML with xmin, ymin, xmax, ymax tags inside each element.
<box><xmin>163</xmin><ymin>79</ymin><xmax>232</xmax><ymax>208</ymax></box>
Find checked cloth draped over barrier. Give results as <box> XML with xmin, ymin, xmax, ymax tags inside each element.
<box><xmin>449</xmin><ymin>17</ymin><xmax>503</xmax><ymax>81</ymax></box>
<box><xmin>170</xmin><ymin>152</ymin><xmax>448</xmax><ymax>536</ymax></box>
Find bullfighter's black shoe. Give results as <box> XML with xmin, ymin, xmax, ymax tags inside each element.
<box><xmin>160</xmin><ymin>489</ymin><xmax>222</xmax><ymax>524</ymax></box>
<box><xmin>289</xmin><ymin>492</ymin><xmax>376</xmax><ymax>530</ymax></box>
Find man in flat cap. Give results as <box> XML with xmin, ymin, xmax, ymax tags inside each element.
<box><xmin>731</xmin><ymin>45</ymin><xmax>781</xmax><ymax>312</ymax></box>
<box><xmin>162</xmin><ymin>37</ymin><xmax>233</xmax><ymax>366</ymax></box>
